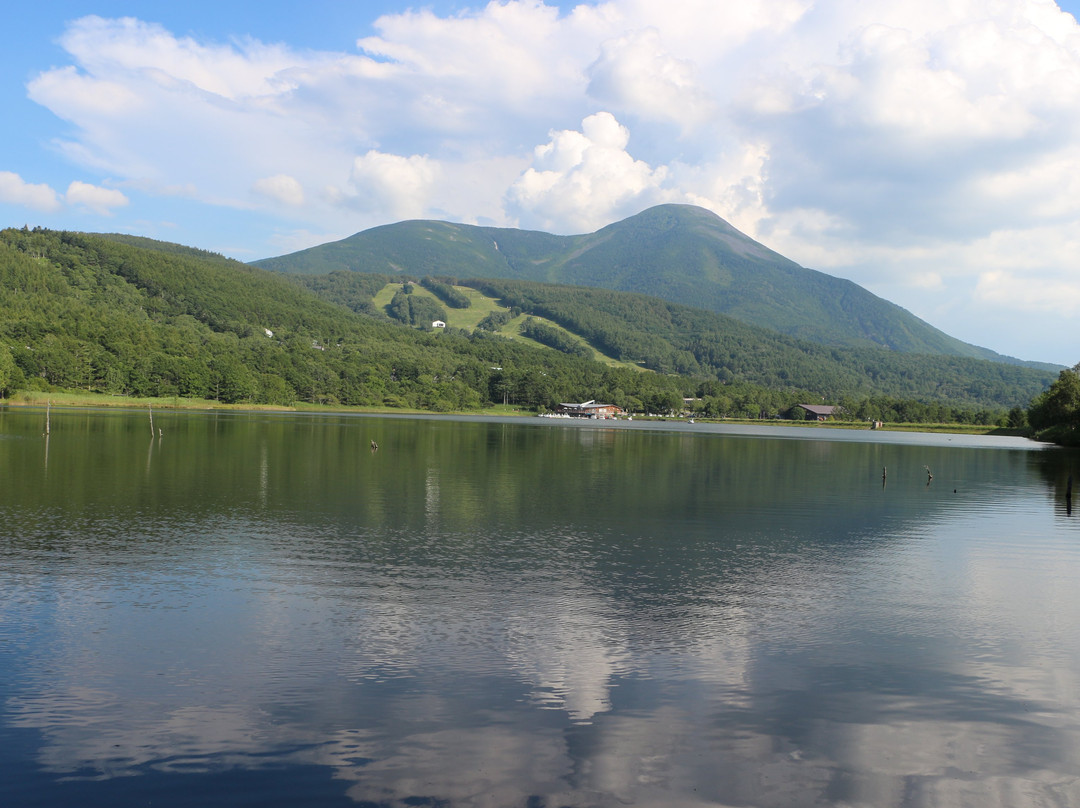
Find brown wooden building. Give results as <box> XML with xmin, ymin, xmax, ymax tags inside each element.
<box><xmin>553</xmin><ymin>400</ymin><xmax>625</xmax><ymax>418</ymax></box>
<box><xmin>793</xmin><ymin>404</ymin><xmax>839</xmax><ymax>421</ymax></box>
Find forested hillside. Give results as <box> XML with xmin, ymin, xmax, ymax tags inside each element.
<box><xmin>279</xmin><ymin>268</ymin><xmax>1053</xmax><ymax>413</ymax></box>
<box><xmin>458</xmin><ymin>278</ymin><xmax>1054</xmax><ymax>410</ymax></box>
<box><xmin>0</xmin><ymin>227</ymin><xmax>704</xmax><ymax>412</ymax></box>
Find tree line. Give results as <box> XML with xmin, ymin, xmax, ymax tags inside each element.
<box><xmin>519</xmin><ymin>318</ymin><xmax>593</xmax><ymax>359</ymax></box>
<box><xmin>421</xmin><ymin>276</ymin><xmax>471</xmax><ymax>309</ymax></box>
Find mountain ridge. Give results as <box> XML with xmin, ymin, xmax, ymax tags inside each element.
<box><xmin>253</xmin><ymin>204</ymin><xmax>1056</xmax><ymax>371</ymax></box>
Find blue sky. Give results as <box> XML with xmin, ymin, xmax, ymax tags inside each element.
<box><xmin>4</xmin><ymin>1</ymin><xmax>1080</xmax><ymax>365</ymax></box>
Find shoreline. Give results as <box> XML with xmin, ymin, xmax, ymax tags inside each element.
<box><xmin>1</xmin><ymin>390</ymin><xmax>1026</xmax><ymax>438</ymax></box>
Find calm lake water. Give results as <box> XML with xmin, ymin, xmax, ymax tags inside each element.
<box><xmin>2</xmin><ymin>407</ymin><xmax>1079</xmax><ymax>807</ymax></box>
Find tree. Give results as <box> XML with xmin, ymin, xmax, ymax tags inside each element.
<box><xmin>0</xmin><ymin>344</ymin><xmax>19</xmax><ymax>397</ymax></box>
<box><xmin>1005</xmin><ymin>405</ymin><xmax>1027</xmax><ymax>429</ymax></box>
<box><xmin>258</xmin><ymin>373</ymin><xmax>293</xmax><ymax>405</ymax></box>
<box><xmin>1028</xmin><ymin>368</ymin><xmax>1080</xmax><ymax>431</ymax></box>
<box><xmin>212</xmin><ymin>354</ymin><xmax>258</xmax><ymax>403</ymax></box>
<box><xmin>422</xmin><ymin>276</ymin><xmax>471</xmax><ymax>309</ymax></box>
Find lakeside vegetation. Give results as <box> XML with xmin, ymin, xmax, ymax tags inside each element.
<box><xmin>1026</xmin><ymin>366</ymin><xmax>1080</xmax><ymax>445</ymax></box>
<box><xmin>295</xmin><ymin>271</ymin><xmax>1054</xmax><ymax>412</ymax></box>
<box><xmin>0</xmin><ymin>390</ymin><xmax>1020</xmax><ymax>439</ymax></box>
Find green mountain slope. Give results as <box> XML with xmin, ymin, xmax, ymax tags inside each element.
<box><xmin>254</xmin><ymin>204</ymin><xmax>1053</xmax><ymax>369</ymax></box>
<box><xmin>0</xmin><ymin>228</ymin><xmax>698</xmax><ymax>412</ymax></box>
<box><xmin>458</xmin><ymin>277</ymin><xmax>1054</xmax><ymax>411</ymax></box>
<box><xmin>295</xmin><ymin>271</ymin><xmax>1052</xmax><ymax>412</ymax></box>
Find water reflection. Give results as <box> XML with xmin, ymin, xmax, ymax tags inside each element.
<box><xmin>1029</xmin><ymin>447</ymin><xmax>1080</xmax><ymax>518</ymax></box>
<box><xmin>2</xmin><ymin>408</ymin><xmax>1080</xmax><ymax>807</ymax></box>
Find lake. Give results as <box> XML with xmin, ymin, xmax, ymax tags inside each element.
<box><xmin>1</xmin><ymin>407</ymin><xmax>1079</xmax><ymax>807</ymax></box>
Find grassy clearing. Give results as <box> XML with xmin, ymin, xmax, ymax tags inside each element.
<box><xmin>371</xmin><ymin>282</ymin><xmax>500</xmax><ymax>329</ymax></box>
<box><xmin>371</xmin><ymin>282</ymin><xmax>646</xmax><ymax>371</ymax></box>
<box><xmin>5</xmin><ymin>390</ymin><xmax>293</xmax><ymax>411</ymax></box>
<box><xmin>0</xmin><ymin>390</ymin><xmax>541</xmax><ymax>418</ymax></box>
<box><xmin>371</xmin><ymin>280</ymin><xmax>464</xmax><ymax>319</ymax></box>
<box><xmin>371</xmin><ymin>282</ymin><xmax>401</xmax><ymax>311</ymax></box>
<box><xmin>440</xmin><ymin>286</ymin><xmax>503</xmax><ymax>330</ymax></box>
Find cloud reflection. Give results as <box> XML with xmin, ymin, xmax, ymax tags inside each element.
<box><xmin>5</xmin><ymin>434</ymin><xmax>1080</xmax><ymax>806</ymax></box>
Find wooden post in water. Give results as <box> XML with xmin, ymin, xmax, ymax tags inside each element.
<box><xmin>148</xmin><ymin>402</ymin><xmax>154</xmax><ymax>437</ymax></box>
<box><xmin>45</xmin><ymin>399</ymin><xmax>50</xmax><ymax>436</ymax></box>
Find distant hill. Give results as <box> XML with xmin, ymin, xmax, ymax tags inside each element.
<box><xmin>254</xmin><ymin>204</ymin><xmax>1055</xmax><ymax>370</ymax></box>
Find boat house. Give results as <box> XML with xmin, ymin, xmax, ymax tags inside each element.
<box><xmin>552</xmin><ymin>400</ymin><xmax>624</xmax><ymax>419</ymax></box>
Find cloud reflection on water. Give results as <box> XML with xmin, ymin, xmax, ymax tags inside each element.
<box><xmin>7</xmin><ymin>507</ymin><xmax>1080</xmax><ymax>807</ymax></box>
<box><xmin>3</xmin><ymin>413</ymin><xmax>1080</xmax><ymax>806</ymax></box>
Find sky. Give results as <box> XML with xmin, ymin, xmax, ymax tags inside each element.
<box><xmin>3</xmin><ymin>1</ymin><xmax>1080</xmax><ymax>365</ymax></box>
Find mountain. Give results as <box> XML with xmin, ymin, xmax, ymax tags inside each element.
<box><xmin>253</xmin><ymin>204</ymin><xmax>1053</xmax><ymax>369</ymax></box>
<box><xmin>1</xmin><ymin>227</ymin><xmax>1055</xmax><ymax>419</ymax></box>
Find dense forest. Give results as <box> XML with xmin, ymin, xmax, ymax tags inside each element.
<box><xmin>0</xmin><ymin>227</ymin><xmax>1055</xmax><ymax>425</ymax></box>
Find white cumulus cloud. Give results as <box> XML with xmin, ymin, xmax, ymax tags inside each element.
<box><xmin>17</xmin><ymin>0</ymin><xmax>1080</xmax><ymax>360</ymax></box>
<box><xmin>0</xmin><ymin>171</ymin><xmax>62</xmax><ymax>212</ymax></box>
<box><xmin>587</xmin><ymin>28</ymin><xmax>715</xmax><ymax>128</ymax></box>
<box><xmin>64</xmin><ymin>181</ymin><xmax>129</xmax><ymax>215</ymax></box>
<box><xmin>56</xmin><ymin>15</ymin><xmax>307</xmax><ymax>101</ymax></box>
<box><xmin>252</xmin><ymin>174</ymin><xmax>305</xmax><ymax>207</ymax></box>
<box><xmin>343</xmin><ymin>151</ymin><xmax>440</xmax><ymax>220</ymax></box>
<box><xmin>508</xmin><ymin>112</ymin><xmax>671</xmax><ymax>232</ymax></box>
